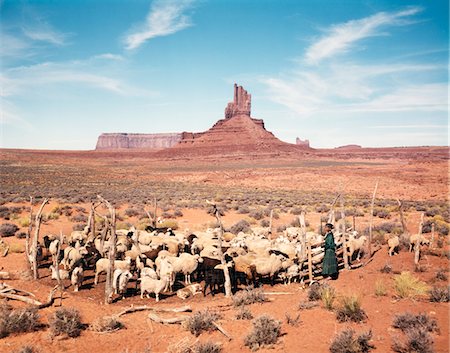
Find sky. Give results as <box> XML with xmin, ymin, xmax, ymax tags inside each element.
<box><xmin>0</xmin><ymin>0</ymin><xmax>448</xmax><ymax>149</ymax></box>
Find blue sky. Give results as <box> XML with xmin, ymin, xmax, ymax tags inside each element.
<box><xmin>1</xmin><ymin>0</ymin><xmax>448</xmax><ymax>149</ymax></box>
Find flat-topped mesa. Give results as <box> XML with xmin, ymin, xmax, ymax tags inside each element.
<box><xmin>224</xmin><ymin>84</ymin><xmax>251</xmax><ymax>118</ymax></box>
<box><xmin>96</xmin><ymin>133</ymin><xmax>183</xmax><ymax>150</ymax></box>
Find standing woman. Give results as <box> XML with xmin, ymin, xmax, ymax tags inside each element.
<box><xmin>322</xmin><ymin>223</ymin><xmax>339</xmax><ymax>280</ymax></box>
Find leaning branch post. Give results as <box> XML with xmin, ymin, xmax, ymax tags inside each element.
<box><xmin>368</xmin><ymin>179</ymin><xmax>379</xmax><ymax>257</ymax></box>
<box><xmin>31</xmin><ymin>198</ymin><xmax>49</xmax><ymax>279</ymax></box>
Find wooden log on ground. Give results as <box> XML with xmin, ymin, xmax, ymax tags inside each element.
<box><xmin>147</xmin><ymin>313</ymin><xmax>189</xmax><ymax>324</ymax></box>
<box><xmin>212</xmin><ymin>321</ymin><xmax>232</xmax><ymax>340</ymax></box>
<box><xmin>115</xmin><ymin>305</ymin><xmax>192</xmax><ymax>317</ymax></box>
<box><xmin>0</xmin><ymin>271</ymin><xmax>11</xmax><ymax>280</ymax></box>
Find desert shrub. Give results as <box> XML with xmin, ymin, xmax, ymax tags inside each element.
<box><xmin>290</xmin><ymin>207</ymin><xmax>303</xmax><ymax>215</ymax></box>
<box><xmin>158</xmin><ymin>220</ymin><xmax>178</xmax><ymax>230</ymax></box>
<box><xmin>235</xmin><ymin>306</ymin><xmax>253</xmax><ymax>320</ymax></box>
<box><xmin>346</xmin><ymin>208</ymin><xmax>365</xmax><ymax>217</ymax></box>
<box><xmin>394</xmin><ymin>272</ymin><xmax>429</xmax><ymax>299</ymax></box>
<box><xmin>183</xmin><ymin>310</ymin><xmax>221</xmax><ymax>337</ymax></box>
<box><xmin>373</xmin><ymin>208</ymin><xmax>391</xmax><ymax>219</ymax></box>
<box><xmin>116</xmin><ymin>221</ymin><xmax>132</xmax><ymax>230</ymax></box>
<box><xmin>330</xmin><ymin>329</ymin><xmax>374</xmax><ymax>353</ymax></box>
<box><xmin>173</xmin><ymin>209</ymin><xmax>183</xmax><ymax>217</ymax></box>
<box><xmin>194</xmin><ymin>341</ymin><xmax>222</xmax><ymax>353</ymax></box>
<box><xmin>380</xmin><ymin>264</ymin><xmax>392</xmax><ymax>273</ymax></box>
<box><xmin>298</xmin><ymin>301</ymin><xmax>318</xmax><ymax>310</ymax></box>
<box><xmin>249</xmin><ymin>209</ymin><xmax>264</xmax><ymax>220</ymax></box>
<box><xmin>0</xmin><ymin>305</ymin><xmax>40</xmax><ymax>338</ymax></box>
<box><xmin>15</xmin><ymin>231</ymin><xmax>27</xmax><ymax>239</ymax></box>
<box><xmin>232</xmin><ymin>287</ymin><xmax>266</xmax><ymax>307</ymax></box>
<box><xmin>49</xmin><ymin>307</ymin><xmax>83</xmax><ymax>338</ymax></box>
<box><xmin>308</xmin><ymin>282</ymin><xmax>323</xmax><ymax>301</ymax></box>
<box><xmin>124</xmin><ymin>208</ymin><xmax>140</xmax><ymax>217</ymax></box>
<box><xmin>72</xmin><ymin>223</ymin><xmax>85</xmax><ymax>231</ymax></box>
<box><xmin>375</xmin><ymin>280</ymin><xmax>387</xmax><ymax>296</ymax></box>
<box><xmin>9</xmin><ymin>243</ymin><xmax>25</xmax><ymax>253</ymax></box>
<box><xmin>70</xmin><ymin>214</ymin><xmax>88</xmax><ymax>223</ymax></box>
<box><xmin>90</xmin><ymin>316</ymin><xmax>124</xmax><ymax>332</ymax></box>
<box><xmin>46</xmin><ymin>212</ymin><xmax>60</xmax><ymax>220</ymax></box>
<box><xmin>392</xmin><ymin>327</ymin><xmax>434</xmax><ymax>353</ymax></box>
<box><xmin>285</xmin><ymin>312</ymin><xmax>300</xmax><ymax>326</ymax></box>
<box><xmin>13</xmin><ymin>346</ymin><xmax>37</xmax><ymax>353</ymax></box>
<box><xmin>392</xmin><ymin>312</ymin><xmax>439</xmax><ymax>334</ymax></box>
<box><xmin>237</xmin><ymin>206</ymin><xmax>250</xmax><ymax>214</ymax></box>
<box><xmin>425</xmin><ymin>208</ymin><xmax>440</xmax><ymax>217</ymax></box>
<box><xmin>316</xmin><ymin>204</ymin><xmax>330</xmax><ymax>213</ymax></box>
<box><xmin>435</xmin><ymin>269</ymin><xmax>447</xmax><ymax>281</ymax></box>
<box><xmin>244</xmin><ymin>315</ymin><xmax>281</xmax><ymax>351</ymax></box>
<box><xmin>229</xmin><ymin>219</ymin><xmax>251</xmax><ymax>235</ymax></box>
<box><xmin>0</xmin><ymin>206</ymin><xmax>11</xmax><ymax>219</ymax></box>
<box><xmin>260</xmin><ymin>219</ymin><xmax>270</xmax><ymax>227</ymax></box>
<box><xmin>74</xmin><ymin>206</ymin><xmax>86</xmax><ymax>213</ymax></box>
<box><xmin>336</xmin><ymin>294</ymin><xmax>367</xmax><ymax>323</ymax></box>
<box><xmin>0</xmin><ymin>223</ymin><xmax>19</xmax><ymax>237</ymax></box>
<box><xmin>276</xmin><ymin>224</ymin><xmax>287</xmax><ymax>233</ymax></box>
<box><xmin>61</xmin><ymin>205</ymin><xmax>73</xmax><ymax>216</ymax></box>
<box><xmin>429</xmin><ymin>286</ymin><xmax>450</xmax><ymax>302</ymax></box>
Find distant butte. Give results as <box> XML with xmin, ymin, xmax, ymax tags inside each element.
<box><xmin>95</xmin><ymin>84</ymin><xmax>309</xmax><ymax>154</ymax></box>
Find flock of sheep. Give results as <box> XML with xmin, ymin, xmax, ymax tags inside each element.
<box><xmin>38</xmin><ymin>222</ymin><xmax>426</xmax><ymax>302</ymax></box>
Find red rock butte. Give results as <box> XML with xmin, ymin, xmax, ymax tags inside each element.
<box><xmin>96</xmin><ymin>84</ymin><xmax>310</xmax><ymax>155</ymax></box>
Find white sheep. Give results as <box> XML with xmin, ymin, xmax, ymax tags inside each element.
<box><xmin>284</xmin><ymin>264</ymin><xmax>300</xmax><ymax>285</ymax></box>
<box><xmin>176</xmin><ymin>283</ymin><xmax>202</xmax><ymax>300</ymax></box>
<box><xmin>113</xmin><ymin>269</ymin><xmax>132</xmax><ymax>296</ymax></box>
<box><xmin>174</xmin><ymin>253</ymin><xmax>203</xmax><ymax>284</ymax></box>
<box><xmin>94</xmin><ymin>257</ymin><xmax>131</xmax><ymax>285</ymax></box>
<box><xmin>140</xmin><ymin>267</ymin><xmax>158</xmax><ymax>279</ymax></box>
<box><xmin>71</xmin><ymin>266</ymin><xmax>84</xmax><ymax>292</ymax></box>
<box><xmin>158</xmin><ymin>257</ymin><xmax>175</xmax><ymax>292</ymax></box>
<box><xmin>62</xmin><ymin>246</ymin><xmax>88</xmax><ymax>270</ymax></box>
<box><xmin>252</xmin><ymin>253</ymin><xmax>286</xmax><ymax>285</ymax></box>
<box><xmin>139</xmin><ymin>275</ymin><xmax>169</xmax><ymax>301</ymax></box>
<box><xmin>347</xmin><ymin>235</ymin><xmax>367</xmax><ymax>261</ymax></box>
<box><xmin>69</xmin><ymin>226</ymin><xmax>89</xmax><ymax>244</ymax></box>
<box><xmin>388</xmin><ymin>236</ymin><xmax>400</xmax><ymax>256</ymax></box>
<box><xmin>49</xmin><ymin>239</ymin><xmax>60</xmax><ymax>265</ymax></box>
<box><xmin>409</xmin><ymin>234</ymin><xmax>429</xmax><ymax>252</ymax></box>
<box><xmin>49</xmin><ymin>265</ymin><xmax>69</xmax><ymax>280</ymax></box>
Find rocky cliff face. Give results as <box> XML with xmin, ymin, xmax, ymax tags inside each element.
<box><xmin>96</xmin><ymin>133</ymin><xmax>183</xmax><ymax>150</ymax></box>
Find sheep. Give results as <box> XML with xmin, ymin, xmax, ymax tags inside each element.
<box><xmin>387</xmin><ymin>236</ymin><xmax>400</xmax><ymax>256</ymax></box>
<box><xmin>139</xmin><ymin>274</ymin><xmax>169</xmax><ymax>301</ymax></box>
<box><xmin>347</xmin><ymin>235</ymin><xmax>367</xmax><ymax>261</ymax></box>
<box><xmin>252</xmin><ymin>253</ymin><xmax>286</xmax><ymax>286</ymax></box>
<box><xmin>49</xmin><ymin>265</ymin><xmax>69</xmax><ymax>280</ymax></box>
<box><xmin>62</xmin><ymin>246</ymin><xmax>88</xmax><ymax>270</ymax></box>
<box><xmin>94</xmin><ymin>257</ymin><xmax>132</xmax><ymax>285</ymax></box>
<box><xmin>71</xmin><ymin>266</ymin><xmax>84</xmax><ymax>292</ymax></box>
<box><xmin>409</xmin><ymin>234</ymin><xmax>429</xmax><ymax>252</ymax></box>
<box><xmin>49</xmin><ymin>239</ymin><xmax>61</xmax><ymax>265</ymax></box>
<box><xmin>280</xmin><ymin>264</ymin><xmax>300</xmax><ymax>285</ymax></box>
<box><xmin>232</xmin><ymin>255</ymin><xmax>257</xmax><ymax>287</ymax></box>
<box><xmin>69</xmin><ymin>226</ymin><xmax>89</xmax><ymax>244</ymax></box>
<box><xmin>199</xmin><ymin>245</ymin><xmax>220</xmax><ymax>259</ymax></box>
<box><xmin>113</xmin><ymin>269</ymin><xmax>133</xmax><ymax>296</ymax></box>
<box><xmin>203</xmin><ymin>264</ymin><xmax>230</xmax><ymax>297</ymax></box>
<box><xmin>140</xmin><ymin>267</ymin><xmax>158</xmax><ymax>279</ymax></box>
<box><xmin>177</xmin><ymin>283</ymin><xmax>202</xmax><ymax>300</ymax></box>
<box><xmin>175</xmin><ymin>253</ymin><xmax>203</xmax><ymax>284</ymax></box>
<box><xmin>158</xmin><ymin>258</ymin><xmax>175</xmax><ymax>292</ymax></box>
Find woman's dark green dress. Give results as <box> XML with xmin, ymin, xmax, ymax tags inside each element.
<box><xmin>322</xmin><ymin>232</ymin><xmax>338</xmax><ymax>276</ymax></box>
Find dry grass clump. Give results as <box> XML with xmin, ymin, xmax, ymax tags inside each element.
<box><xmin>285</xmin><ymin>312</ymin><xmax>300</xmax><ymax>326</ymax></box>
<box><xmin>194</xmin><ymin>341</ymin><xmax>222</xmax><ymax>353</ymax></box>
<box><xmin>394</xmin><ymin>272</ymin><xmax>429</xmax><ymax>299</ymax></box>
<box><xmin>336</xmin><ymin>294</ymin><xmax>367</xmax><ymax>323</ymax></box>
<box><xmin>183</xmin><ymin>310</ymin><xmax>221</xmax><ymax>337</ymax></box>
<box><xmin>321</xmin><ymin>285</ymin><xmax>336</xmax><ymax>310</ymax></box>
<box><xmin>307</xmin><ymin>282</ymin><xmax>323</xmax><ymax>301</ymax></box>
<box><xmin>429</xmin><ymin>286</ymin><xmax>449</xmax><ymax>302</ymax></box>
<box><xmin>0</xmin><ymin>304</ymin><xmax>41</xmax><ymax>338</ymax></box>
<box><xmin>232</xmin><ymin>288</ymin><xmax>266</xmax><ymax>307</ymax></box>
<box><xmin>90</xmin><ymin>316</ymin><xmax>124</xmax><ymax>332</ymax></box>
<box><xmin>374</xmin><ymin>280</ymin><xmax>388</xmax><ymax>297</ymax></box>
<box><xmin>392</xmin><ymin>312</ymin><xmax>439</xmax><ymax>334</ymax></box>
<box><xmin>435</xmin><ymin>269</ymin><xmax>447</xmax><ymax>281</ymax></box>
<box><xmin>330</xmin><ymin>329</ymin><xmax>374</xmax><ymax>353</ymax></box>
<box><xmin>244</xmin><ymin>315</ymin><xmax>281</xmax><ymax>351</ymax></box>
<box><xmin>13</xmin><ymin>346</ymin><xmax>38</xmax><ymax>353</ymax></box>
<box><xmin>298</xmin><ymin>301</ymin><xmax>318</xmax><ymax>310</ymax></box>
<box><xmin>235</xmin><ymin>306</ymin><xmax>253</xmax><ymax>320</ymax></box>
<box><xmin>380</xmin><ymin>263</ymin><xmax>393</xmax><ymax>273</ymax></box>
<box><xmin>48</xmin><ymin>307</ymin><xmax>83</xmax><ymax>338</ymax></box>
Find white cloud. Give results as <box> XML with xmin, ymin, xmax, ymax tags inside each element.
<box><xmin>22</xmin><ymin>23</ymin><xmax>68</xmax><ymax>46</ymax></box>
<box><xmin>93</xmin><ymin>53</ymin><xmax>125</xmax><ymax>61</ymax></box>
<box><xmin>262</xmin><ymin>63</ymin><xmax>446</xmax><ymax>116</ymax></box>
<box><xmin>124</xmin><ymin>0</ymin><xmax>195</xmax><ymax>50</ymax></box>
<box><xmin>305</xmin><ymin>7</ymin><xmax>422</xmax><ymax>64</ymax></box>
